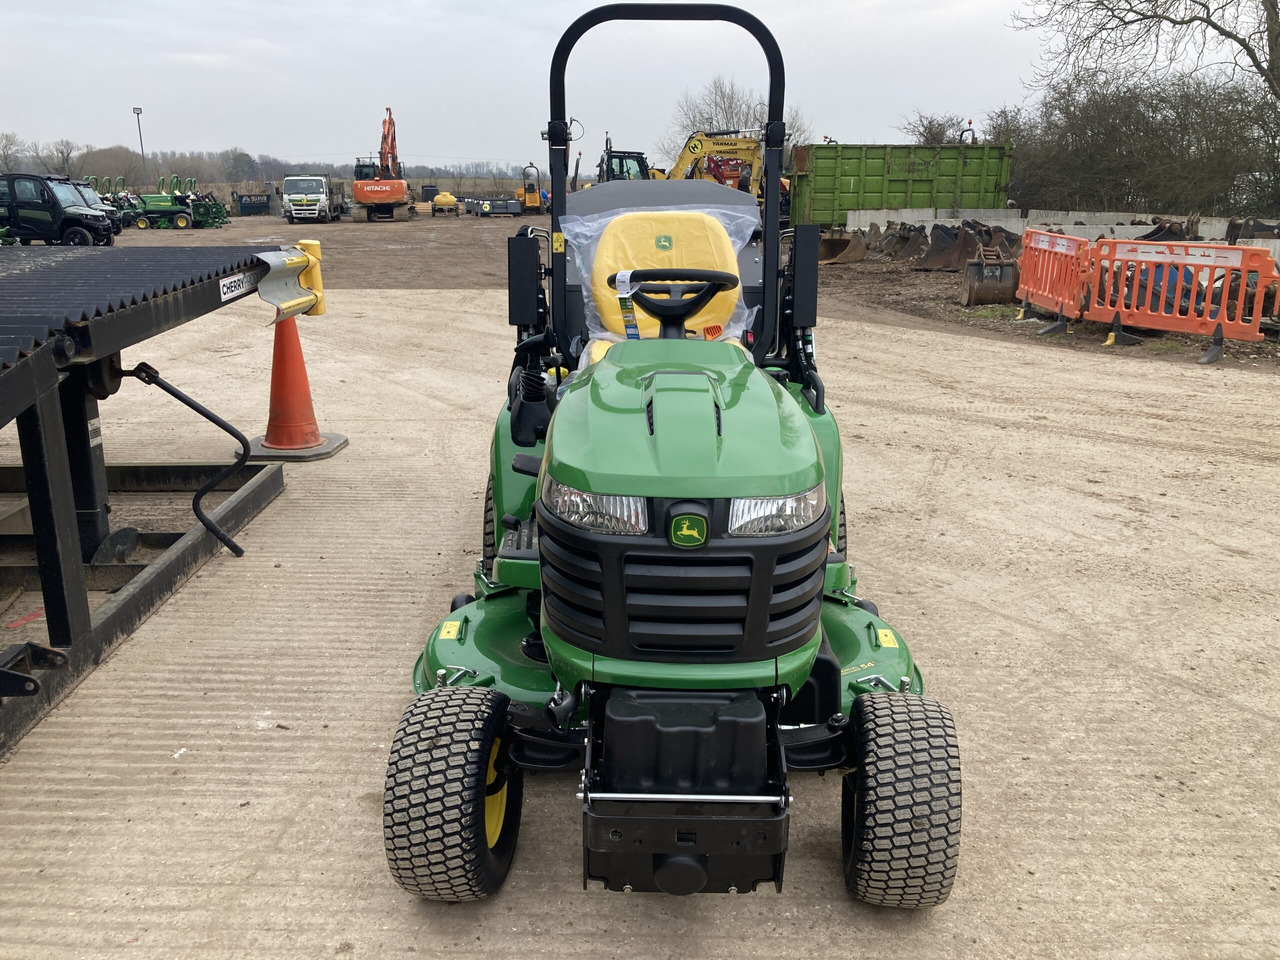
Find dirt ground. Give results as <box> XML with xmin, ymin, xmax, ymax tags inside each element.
<box><xmin>118</xmin><ymin>211</ymin><xmax>532</xmax><ymax>290</ymax></box>
<box><xmin>121</xmin><ymin>214</ymin><xmax>1280</xmax><ymax>369</ymax></box>
<box><xmin>0</xmin><ymin>216</ymin><xmax>1277</xmax><ymax>959</ymax></box>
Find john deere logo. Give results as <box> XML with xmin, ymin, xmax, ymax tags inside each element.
<box><xmin>655</xmin><ymin>234</ymin><xmax>674</xmax><ymax>251</ymax></box>
<box><xmin>670</xmin><ymin>515</ymin><xmax>707</xmax><ymax>548</ymax></box>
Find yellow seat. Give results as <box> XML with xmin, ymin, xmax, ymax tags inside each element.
<box><xmin>590</xmin><ymin>210</ymin><xmax>741</xmax><ymax>340</ymax></box>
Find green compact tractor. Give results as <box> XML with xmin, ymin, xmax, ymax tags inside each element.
<box><xmin>383</xmin><ymin>3</ymin><xmax>961</xmax><ymax>905</ymax></box>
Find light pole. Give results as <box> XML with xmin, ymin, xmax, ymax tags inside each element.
<box><xmin>133</xmin><ymin>107</ymin><xmax>147</xmax><ymax>188</ymax></box>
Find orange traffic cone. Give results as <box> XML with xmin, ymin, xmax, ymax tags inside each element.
<box><xmin>246</xmin><ymin>316</ymin><xmax>348</xmax><ymax>461</ymax></box>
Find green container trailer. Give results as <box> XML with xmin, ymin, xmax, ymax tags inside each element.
<box><xmin>790</xmin><ymin>143</ymin><xmax>1012</xmax><ymax>227</ymax></box>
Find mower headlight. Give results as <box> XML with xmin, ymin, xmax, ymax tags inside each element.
<box><xmin>728</xmin><ymin>483</ymin><xmax>826</xmax><ymax>536</ymax></box>
<box><xmin>541</xmin><ymin>475</ymin><xmax>648</xmax><ymax>535</ymax></box>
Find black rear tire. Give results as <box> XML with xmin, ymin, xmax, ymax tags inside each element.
<box><xmin>383</xmin><ymin>687</ymin><xmax>523</xmax><ymax>901</ymax></box>
<box><xmin>842</xmin><ymin>693</ymin><xmax>961</xmax><ymax>908</ymax></box>
<box><xmin>837</xmin><ymin>493</ymin><xmax>847</xmax><ymax>556</ymax></box>
<box><xmin>481</xmin><ymin>477</ymin><xmax>497</xmax><ymax>576</ymax></box>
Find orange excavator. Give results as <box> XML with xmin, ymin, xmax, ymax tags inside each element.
<box><xmin>351</xmin><ymin>107</ymin><xmax>417</xmax><ymax>222</ymax></box>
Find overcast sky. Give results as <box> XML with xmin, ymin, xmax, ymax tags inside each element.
<box><xmin>7</xmin><ymin>1</ymin><xmax>1044</xmax><ymax>165</ymax></box>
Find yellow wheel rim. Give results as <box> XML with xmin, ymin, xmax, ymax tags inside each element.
<box><xmin>137</xmin><ymin>219</ymin><xmax>148</xmax><ymax>229</ymax></box>
<box><xmin>484</xmin><ymin>739</ymin><xmax>507</xmax><ymax>848</ymax></box>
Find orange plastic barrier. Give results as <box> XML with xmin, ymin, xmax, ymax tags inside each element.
<box><xmin>1084</xmin><ymin>240</ymin><xmax>1277</xmax><ymax>342</ymax></box>
<box><xmin>1017</xmin><ymin>229</ymin><xmax>1091</xmax><ymax>319</ymax></box>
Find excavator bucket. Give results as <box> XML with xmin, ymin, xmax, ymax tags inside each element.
<box><xmin>959</xmin><ymin>247</ymin><xmax>1019</xmax><ymax>306</ymax></box>
<box><xmin>919</xmin><ymin>225</ymin><xmax>981</xmax><ymax>272</ymax></box>
<box><xmin>818</xmin><ymin>230</ymin><xmax>868</xmax><ymax>264</ymax></box>
<box><xmin>864</xmin><ymin>222</ymin><xmax>883</xmax><ymax>252</ymax></box>
<box><xmin>880</xmin><ymin>223</ymin><xmax>908</xmax><ymax>257</ymax></box>
<box><xmin>891</xmin><ymin>228</ymin><xmax>929</xmax><ymax>262</ymax></box>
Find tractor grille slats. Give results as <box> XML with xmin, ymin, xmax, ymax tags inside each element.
<box><xmin>537</xmin><ymin>502</ymin><xmax>829</xmax><ymax>664</ymax></box>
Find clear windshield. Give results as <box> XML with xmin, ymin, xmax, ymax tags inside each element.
<box><xmin>611</xmin><ymin>157</ymin><xmax>645</xmax><ymax>180</ymax></box>
<box><xmin>49</xmin><ymin>182</ymin><xmax>86</xmax><ymax>208</ymax></box>
<box><xmin>76</xmin><ymin>184</ymin><xmax>104</xmax><ymax>205</ymax></box>
<box><xmin>284</xmin><ymin>178</ymin><xmax>325</xmax><ymax>194</ymax></box>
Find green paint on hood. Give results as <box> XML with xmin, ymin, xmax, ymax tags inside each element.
<box><xmin>545</xmin><ymin>339</ymin><xmax>823</xmax><ymax>498</ymax></box>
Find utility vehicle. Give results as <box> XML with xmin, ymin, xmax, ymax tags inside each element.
<box><xmin>383</xmin><ymin>3</ymin><xmax>962</xmax><ymax>906</ymax></box>
<box><xmin>65</xmin><ymin>178</ymin><xmax>124</xmax><ymax>237</ymax></box>
<box><xmin>0</xmin><ymin>173</ymin><xmax>115</xmax><ymax>246</ymax></box>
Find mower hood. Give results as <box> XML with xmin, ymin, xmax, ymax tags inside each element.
<box><xmin>544</xmin><ymin>339</ymin><xmax>823</xmax><ymax>499</ymax></box>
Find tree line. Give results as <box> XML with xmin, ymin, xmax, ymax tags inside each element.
<box><xmin>0</xmin><ymin>135</ymin><xmax>536</xmax><ymax>189</ymax></box>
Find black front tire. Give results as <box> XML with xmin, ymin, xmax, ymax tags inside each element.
<box><xmin>842</xmin><ymin>692</ymin><xmax>961</xmax><ymax>908</ymax></box>
<box><xmin>383</xmin><ymin>687</ymin><xmax>523</xmax><ymax>901</ymax></box>
<box><xmin>62</xmin><ymin>226</ymin><xmax>93</xmax><ymax>246</ymax></box>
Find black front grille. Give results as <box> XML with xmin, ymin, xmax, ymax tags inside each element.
<box><xmin>537</xmin><ymin>500</ymin><xmax>829</xmax><ymax>664</ymax></box>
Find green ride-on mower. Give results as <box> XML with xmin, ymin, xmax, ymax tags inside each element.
<box><xmin>383</xmin><ymin>3</ymin><xmax>961</xmax><ymax>906</ymax></box>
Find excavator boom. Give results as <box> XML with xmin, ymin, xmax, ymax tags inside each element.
<box><xmin>351</xmin><ymin>106</ymin><xmax>417</xmax><ymax>220</ymax></box>
<box><xmin>380</xmin><ymin>107</ymin><xmax>399</xmax><ymax>178</ymax></box>
<box><xmin>667</xmin><ymin>131</ymin><xmax>765</xmax><ymax>189</ymax></box>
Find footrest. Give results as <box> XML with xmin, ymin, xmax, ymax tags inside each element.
<box><xmin>493</xmin><ymin>519</ymin><xmax>541</xmax><ymax>589</ymax></box>
<box><xmin>499</xmin><ymin>520</ymin><xmax>539</xmax><ymax>562</ymax></box>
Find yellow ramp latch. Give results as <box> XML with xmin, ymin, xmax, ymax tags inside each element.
<box><xmin>255</xmin><ymin>240</ymin><xmax>326</xmax><ymax>322</ymax></box>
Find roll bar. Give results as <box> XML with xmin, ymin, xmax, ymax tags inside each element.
<box><xmin>545</xmin><ymin>4</ymin><xmax>787</xmax><ymax>359</ymax></box>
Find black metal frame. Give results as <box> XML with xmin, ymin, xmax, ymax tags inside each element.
<box><xmin>546</xmin><ymin>3</ymin><xmax>786</xmax><ymax>362</ymax></box>
<box><xmin>0</xmin><ymin>248</ymin><xmax>289</xmax><ymax>752</ymax></box>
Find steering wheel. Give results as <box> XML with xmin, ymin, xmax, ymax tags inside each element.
<box><xmin>606</xmin><ymin>269</ymin><xmax>739</xmax><ymax>339</ymax></box>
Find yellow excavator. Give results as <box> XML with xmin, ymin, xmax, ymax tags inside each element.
<box><xmin>666</xmin><ymin>130</ymin><xmax>789</xmax><ymax>218</ymax></box>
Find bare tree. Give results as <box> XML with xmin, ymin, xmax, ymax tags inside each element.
<box><xmin>1016</xmin><ymin>1</ymin><xmax>1280</xmax><ymax>103</ymax></box>
<box><xmin>981</xmin><ymin>106</ymin><xmax>1030</xmax><ymax>145</ymax></box>
<box><xmin>898</xmin><ymin>111</ymin><xmax>971</xmax><ymax>144</ymax></box>
<box><xmin>977</xmin><ymin>70</ymin><xmax>1280</xmax><ymax>215</ymax></box>
<box><xmin>77</xmin><ymin>145</ymin><xmax>145</xmax><ymax>188</ymax></box>
<box><xmin>656</xmin><ymin>74</ymin><xmax>812</xmax><ymax>164</ymax></box>
<box><xmin>29</xmin><ymin>139</ymin><xmax>84</xmax><ymax>176</ymax></box>
<box><xmin>0</xmin><ymin>132</ymin><xmax>25</xmax><ymax>171</ymax></box>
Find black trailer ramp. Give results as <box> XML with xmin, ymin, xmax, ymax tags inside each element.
<box><xmin>0</xmin><ymin>246</ymin><xmax>292</xmax><ymax>752</ymax></box>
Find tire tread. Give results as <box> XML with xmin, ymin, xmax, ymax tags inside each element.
<box><xmin>383</xmin><ymin>686</ymin><xmax>519</xmax><ymax>901</ymax></box>
<box><xmin>845</xmin><ymin>692</ymin><xmax>961</xmax><ymax>908</ymax></box>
